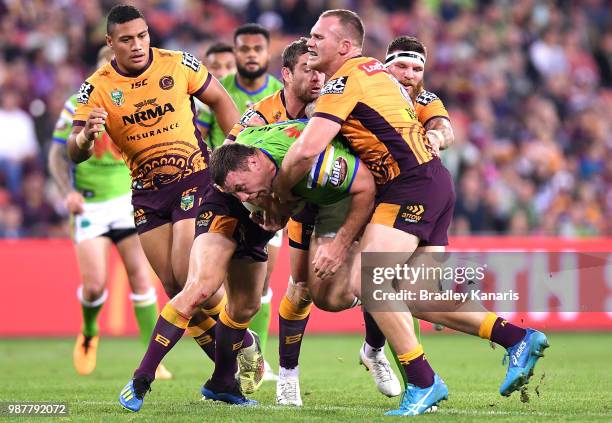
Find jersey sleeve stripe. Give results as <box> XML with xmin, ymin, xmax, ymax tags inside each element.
<box><xmin>422</xmin><ymin>115</ymin><xmax>450</xmax><ymax>129</ymax></box>
<box><xmin>52</xmin><ymin>136</ymin><xmax>68</xmax><ymax>144</ymax></box>
<box><xmin>346</xmin><ymin>158</ymin><xmax>359</xmax><ymax>193</ymax></box>
<box><xmin>73</xmin><ymin>120</ymin><xmax>85</xmax><ymax>127</ymax></box>
<box><xmin>60</xmin><ymin>110</ymin><xmax>73</xmax><ymax>121</ymax></box>
<box><xmin>317</xmin><ymin>145</ymin><xmax>334</xmax><ymax>187</ymax></box>
<box><xmin>312</xmin><ymin>112</ymin><xmax>344</xmax><ymax>125</ymax></box>
<box><xmin>193</xmin><ymin>73</ymin><xmax>212</xmax><ymax>98</ymax></box>
<box><xmin>307</xmin><ymin>149</ymin><xmax>327</xmax><ymax>189</ymax></box>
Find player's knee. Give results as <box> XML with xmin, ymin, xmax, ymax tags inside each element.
<box><xmin>230</xmin><ymin>299</ymin><xmax>260</xmax><ymax>322</ymax></box>
<box><xmin>312</xmin><ymin>288</ymin><xmax>357</xmax><ymax>312</ymax></box>
<box><xmin>82</xmin><ymin>280</ymin><xmax>106</xmax><ymax>301</ymax></box>
<box><xmin>286</xmin><ymin>279</ymin><xmax>312</xmax><ymax>309</ymax></box>
<box><xmin>311</xmin><ymin>293</ymin><xmax>343</xmax><ymax>312</ymax></box>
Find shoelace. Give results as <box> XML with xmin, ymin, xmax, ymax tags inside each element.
<box><xmin>82</xmin><ymin>336</ymin><xmax>92</xmax><ymax>354</ymax></box>
<box><xmin>371</xmin><ymin>357</ymin><xmax>394</xmax><ymax>382</ymax></box>
<box><xmin>279</xmin><ymin>379</ymin><xmax>298</xmax><ymax>400</ymax></box>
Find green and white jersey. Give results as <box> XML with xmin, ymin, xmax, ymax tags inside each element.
<box><xmin>199</xmin><ymin>73</ymin><xmax>283</xmax><ymax>150</ymax></box>
<box><xmin>236</xmin><ymin>120</ymin><xmax>359</xmax><ymax>206</ymax></box>
<box><xmin>52</xmin><ymin>95</ymin><xmax>131</xmax><ymax>203</ymax></box>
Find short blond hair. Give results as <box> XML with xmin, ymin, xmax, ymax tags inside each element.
<box><xmin>320</xmin><ymin>9</ymin><xmax>364</xmax><ymax>48</ymax></box>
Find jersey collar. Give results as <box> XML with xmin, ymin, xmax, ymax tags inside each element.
<box><xmin>235</xmin><ymin>74</ymin><xmax>270</xmax><ymax>96</ymax></box>
<box><xmin>111</xmin><ymin>48</ymin><xmax>154</xmax><ymax>78</ymax></box>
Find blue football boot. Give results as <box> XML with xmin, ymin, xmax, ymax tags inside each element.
<box><xmin>119</xmin><ymin>375</ymin><xmax>152</xmax><ymax>412</ymax></box>
<box><xmin>384</xmin><ymin>374</ymin><xmax>448</xmax><ymax>416</ymax></box>
<box><xmin>201</xmin><ymin>379</ymin><xmax>258</xmax><ymax>406</ymax></box>
<box><xmin>500</xmin><ymin>328</ymin><xmax>549</xmax><ymax>396</ymax></box>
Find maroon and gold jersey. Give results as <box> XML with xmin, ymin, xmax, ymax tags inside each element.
<box><xmin>415</xmin><ymin>90</ymin><xmax>450</xmax><ymax>128</ymax></box>
<box><xmin>312</xmin><ymin>56</ymin><xmax>433</xmax><ymax>185</ymax></box>
<box><xmin>226</xmin><ymin>89</ymin><xmax>298</xmax><ymax>140</ymax></box>
<box><xmin>73</xmin><ymin>47</ymin><xmax>212</xmax><ymax>190</ymax></box>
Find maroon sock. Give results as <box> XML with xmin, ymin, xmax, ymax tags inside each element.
<box><xmin>193</xmin><ymin>329</ymin><xmax>216</xmax><ymax>361</ymax></box>
<box><xmin>134</xmin><ymin>315</ymin><xmax>185</xmax><ymax>380</ymax></box>
<box><xmin>402</xmin><ymin>354</ymin><xmax>435</xmax><ymax>388</ymax></box>
<box><xmin>363</xmin><ymin>311</ymin><xmax>386</xmax><ymax>349</ymax></box>
<box><xmin>279</xmin><ymin>314</ymin><xmax>310</xmax><ymax>369</ymax></box>
<box><xmin>490</xmin><ymin>317</ymin><xmax>526</xmax><ymax>349</ymax></box>
<box><xmin>211</xmin><ymin>319</ymin><xmax>246</xmax><ymax>388</ymax></box>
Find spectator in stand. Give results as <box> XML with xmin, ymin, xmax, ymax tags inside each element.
<box><xmin>0</xmin><ymin>88</ymin><xmax>40</xmax><ymax>194</ymax></box>
<box><xmin>0</xmin><ymin>0</ymin><xmax>609</xmax><ymax>238</ymax></box>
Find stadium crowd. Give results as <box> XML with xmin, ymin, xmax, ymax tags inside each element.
<box><xmin>0</xmin><ymin>0</ymin><xmax>609</xmax><ymax>238</ymax></box>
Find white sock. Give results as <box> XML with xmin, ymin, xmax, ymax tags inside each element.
<box><xmin>364</xmin><ymin>342</ymin><xmax>384</xmax><ymax>357</ymax></box>
<box><xmin>279</xmin><ymin>365</ymin><xmax>299</xmax><ymax>378</ymax></box>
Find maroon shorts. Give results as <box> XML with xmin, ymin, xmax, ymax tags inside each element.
<box><xmin>370</xmin><ymin>158</ymin><xmax>455</xmax><ymax>246</ymax></box>
<box><xmin>287</xmin><ymin>202</ymin><xmax>317</xmax><ymax>251</ymax></box>
<box><xmin>131</xmin><ymin>171</ymin><xmax>210</xmax><ymax>234</ymax></box>
<box><xmin>194</xmin><ymin>185</ymin><xmax>276</xmax><ymax>262</ymax></box>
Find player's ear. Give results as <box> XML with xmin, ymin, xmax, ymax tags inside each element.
<box><xmin>105</xmin><ymin>34</ymin><xmax>113</xmax><ymax>48</ymax></box>
<box><xmin>338</xmin><ymin>38</ymin><xmax>352</xmax><ymax>56</ymax></box>
<box><xmin>281</xmin><ymin>66</ymin><xmax>292</xmax><ymax>84</ymax></box>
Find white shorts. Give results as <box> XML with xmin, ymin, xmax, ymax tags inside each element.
<box><xmin>72</xmin><ymin>193</ymin><xmax>135</xmax><ymax>244</ymax></box>
<box><xmin>268</xmin><ymin>229</ymin><xmax>284</xmax><ymax>248</ymax></box>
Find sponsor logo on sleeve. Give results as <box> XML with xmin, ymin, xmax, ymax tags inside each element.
<box><xmin>329</xmin><ymin>157</ymin><xmax>348</xmax><ymax>187</ymax></box>
<box><xmin>76</xmin><ymin>82</ymin><xmax>94</xmax><ymax>104</ymax></box>
<box><xmin>239</xmin><ymin>108</ymin><xmax>265</xmax><ymax>127</ymax></box>
<box><xmin>358</xmin><ymin>59</ymin><xmax>387</xmax><ymax>76</ymax></box>
<box><xmin>181</xmin><ymin>51</ymin><xmax>201</xmax><ymax>72</ymax></box>
<box><xmin>416</xmin><ymin>90</ymin><xmax>438</xmax><ymax>106</ymax></box>
<box><xmin>320</xmin><ymin>76</ymin><xmax>348</xmax><ymax>95</ymax></box>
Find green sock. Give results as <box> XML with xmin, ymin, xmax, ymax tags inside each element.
<box><xmin>249</xmin><ymin>301</ymin><xmax>271</xmax><ymax>356</ymax></box>
<box><xmin>131</xmin><ymin>289</ymin><xmax>159</xmax><ymax>346</ymax></box>
<box><xmin>79</xmin><ymin>288</ymin><xmax>107</xmax><ymax>338</ymax></box>
<box><xmin>390</xmin><ymin>318</ymin><xmax>421</xmax><ymax>386</ymax></box>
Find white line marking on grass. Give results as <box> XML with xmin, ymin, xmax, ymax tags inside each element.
<box><xmin>75</xmin><ymin>401</ymin><xmax>612</xmax><ymax>418</ymax></box>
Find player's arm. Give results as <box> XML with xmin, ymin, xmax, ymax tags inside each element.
<box><xmin>67</xmin><ymin>108</ymin><xmax>107</xmax><ymax>163</ymax></box>
<box><xmin>312</xmin><ymin>161</ymin><xmax>375</xmax><ymax>279</ymax></box>
<box><xmin>225</xmin><ymin>108</ymin><xmax>268</xmax><ymax>143</ymax></box>
<box><xmin>196</xmin><ymin>104</ymin><xmax>212</xmax><ymax>140</ymax></box>
<box><xmin>274</xmin><ymin>117</ymin><xmax>340</xmax><ymax>202</ymax></box>
<box><xmin>196</xmin><ymin>77</ymin><xmax>240</xmax><ymax>137</ymax></box>
<box><xmin>425</xmin><ymin>116</ymin><xmax>454</xmax><ymax>155</ymax></box>
<box><xmin>48</xmin><ymin>142</ymin><xmax>85</xmax><ymax>215</ymax></box>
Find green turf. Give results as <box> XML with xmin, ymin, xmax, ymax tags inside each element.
<box><xmin>0</xmin><ymin>333</ymin><xmax>611</xmax><ymax>421</ymax></box>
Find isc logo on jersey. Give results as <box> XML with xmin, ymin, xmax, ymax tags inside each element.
<box><xmin>320</xmin><ymin>76</ymin><xmax>348</xmax><ymax>95</ymax></box>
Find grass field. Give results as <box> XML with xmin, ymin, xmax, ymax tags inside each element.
<box><xmin>1</xmin><ymin>333</ymin><xmax>611</xmax><ymax>421</ymax></box>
